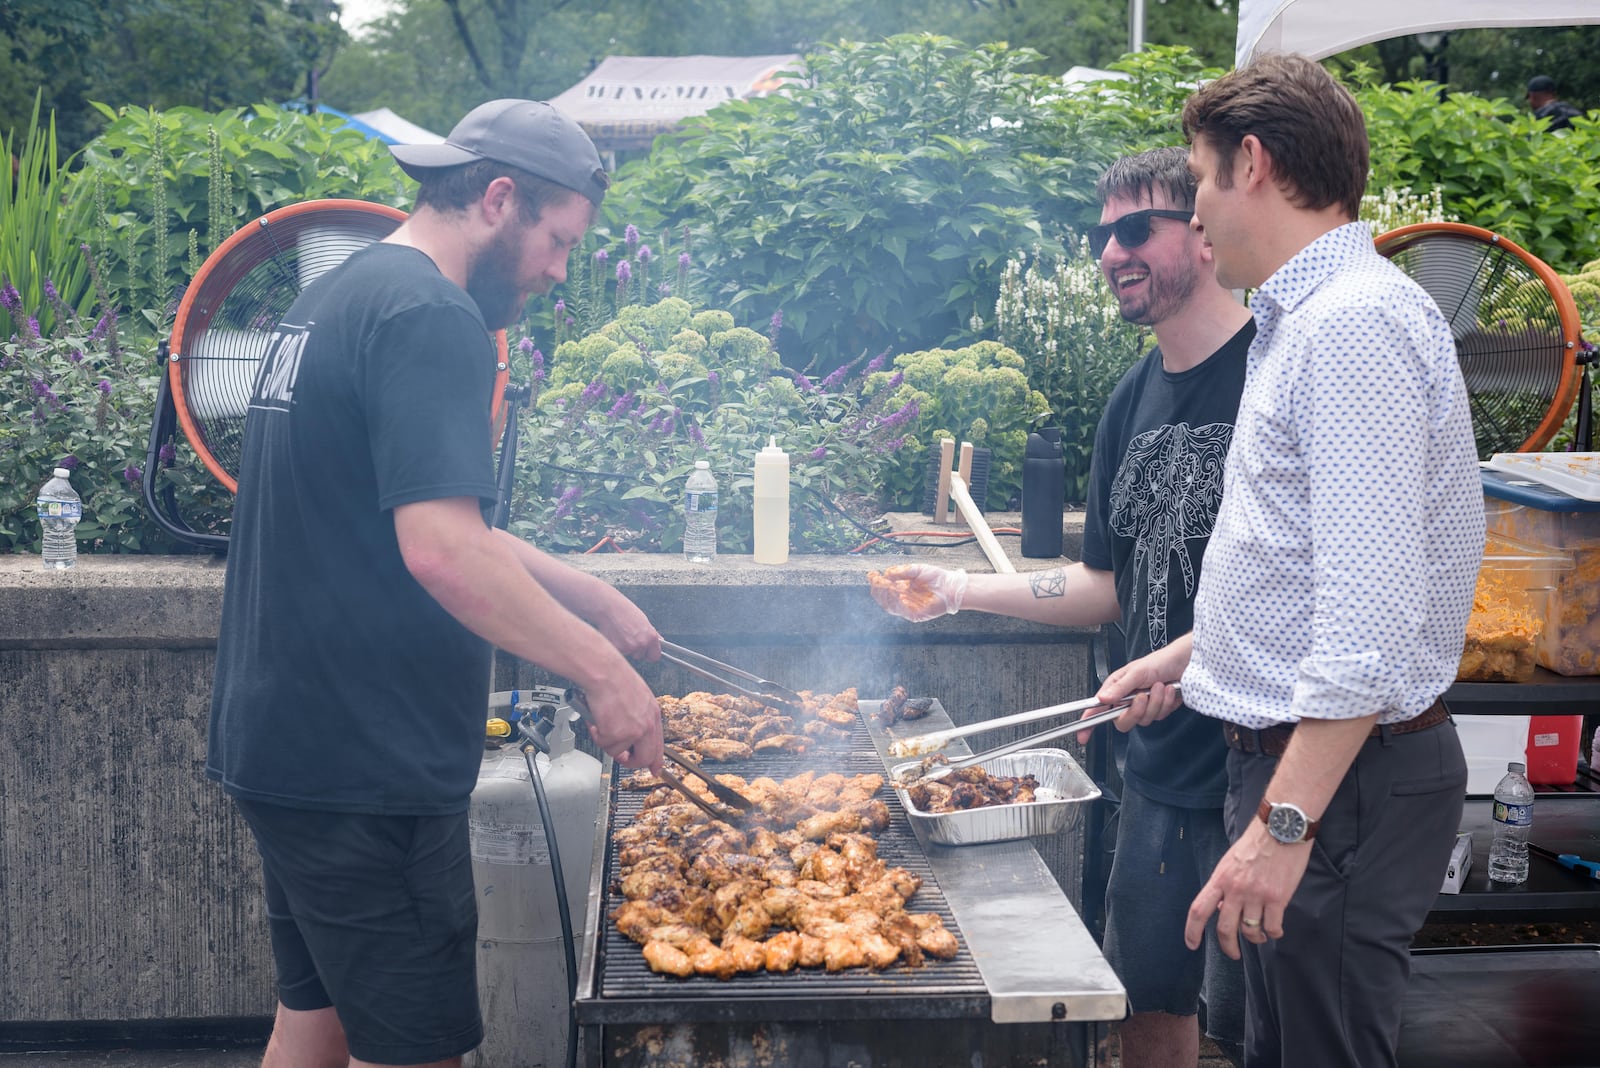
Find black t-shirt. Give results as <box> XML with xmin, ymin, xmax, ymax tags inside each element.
<box><xmin>207</xmin><ymin>243</ymin><xmax>500</xmax><ymax>814</ymax></box>
<box><xmin>1080</xmin><ymin>321</ymin><xmax>1254</xmax><ymax>809</ymax></box>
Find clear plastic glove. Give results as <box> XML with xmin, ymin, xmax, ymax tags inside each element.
<box><xmin>868</xmin><ymin>564</ymin><xmax>968</xmax><ymax>622</ymax></box>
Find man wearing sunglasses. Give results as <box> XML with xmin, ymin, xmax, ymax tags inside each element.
<box><xmin>872</xmin><ymin>146</ymin><xmax>1254</xmax><ymax>1067</ymax></box>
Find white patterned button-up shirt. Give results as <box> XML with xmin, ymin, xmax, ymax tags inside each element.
<box><xmin>1183</xmin><ymin>223</ymin><xmax>1485</xmax><ymax>728</ymax></box>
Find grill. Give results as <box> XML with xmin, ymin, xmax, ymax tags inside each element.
<box><xmin>572</xmin><ymin>699</ymin><xmax>1126</xmax><ymax>1068</ymax></box>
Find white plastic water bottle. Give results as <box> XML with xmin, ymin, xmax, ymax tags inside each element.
<box><xmin>1487</xmin><ymin>761</ymin><xmax>1535</xmax><ymax>884</ymax></box>
<box><xmin>36</xmin><ymin>467</ymin><xmax>82</xmax><ymax>570</ymax></box>
<box><xmin>683</xmin><ymin>460</ymin><xmax>718</xmax><ymax>563</ymax></box>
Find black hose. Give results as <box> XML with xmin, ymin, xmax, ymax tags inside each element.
<box><xmin>520</xmin><ymin>743</ymin><xmax>580</xmax><ymax>1068</ymax></box>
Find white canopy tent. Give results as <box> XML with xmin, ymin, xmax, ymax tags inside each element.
<box><xmin>1236</xmin><ymin>0</ymin><xmax>1600</xmax><ymax>66</ymax></box>
<box><xmin>550</xmin><ymin>54</ymin><xmax>801</xmax><ymax>153</ymax></box>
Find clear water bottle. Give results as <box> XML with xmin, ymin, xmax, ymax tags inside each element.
<box><xmin>682</xmin><ymin>460</ymin><xmax>718</xmax><ymax>563</ymax></box>
<box><xmin>1488</xmin><ymin>761</ymin><xmax>1535</xmax><ymax>884</ymax></box>
<box><xmin>36</xmin><ymin>467</ymin><xmax>82</xmax><ymax>570</ymax></box>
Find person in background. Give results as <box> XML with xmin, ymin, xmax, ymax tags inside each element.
<box><xmin>1527</xmin><ymin>74</ymin><xmax>1584</xmax><ymax>131</ymax></box>
<box><xmin>872</xmin><ymin>145</ymin><xmax>1253</xmax><ymax>1068</ymax></box>
<box><xmin>1099</xmin><ymin>54</ymin><xmax>1483</xmax><ymax>1068</ymax></box>
<box><xmin>208</xmin><ymin>100</ymin><xmax>664</xmax><ymax>1068</ymax></box>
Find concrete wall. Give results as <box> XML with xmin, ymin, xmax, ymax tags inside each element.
<box><xmin>0</xmin><ymin>525</ymin><xmax>1095</xmax><ymax>1026</ymax></box>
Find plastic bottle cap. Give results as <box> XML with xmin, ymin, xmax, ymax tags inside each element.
<box><xmin>53</xmin><ymin>468</ymin><xmax>70</xmax><ymax>479</ymax></box>
<box><xmin>1508</xmin><ymin>761</ymin><xmax>1526</xmax><ymax>772</ymax></box>
<box><xmin>758</xmin><ymin>436</ymin><xmax>787</xmax><ymax>458</ymax></box>
<box><xmin>694</xmin><ymin>460</ymin><xmax>709</xmax><ymax>470</ymax></box>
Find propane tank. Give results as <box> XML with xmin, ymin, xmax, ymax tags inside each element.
<box><xmin>466</xmin><ymin>689</ymin><xmax>602</xmax><ymax>1068</ymax></box>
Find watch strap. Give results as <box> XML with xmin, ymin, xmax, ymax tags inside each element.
<box><xmin>1257</xmin><ymin>799</ymin><xmax>1321</xmax><ymax>842</ymax></box>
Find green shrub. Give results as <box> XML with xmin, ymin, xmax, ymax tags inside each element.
<box><xmin>0</xmin><ymin>268</ymin><xmax>231</xmax><ymax>555</ymax></box>
<box><xmin>510</xmin><ymin>313</ymin><xmax>912</xmax><ymax>554</ymax></box>
<box><xmin>1357</xmin><ymin>76</ymin><xmax>1600</xmax><ymax>272</ymax></box>
<box><xmin>66</xmin><ymin>101</ymin><xmax>413</xmax><ymax>321</ymax></box>
<box><xmin>610</xmin><ymin>34</ymin><xmax>1107</xmax><ymax>371</ymax></box>
<box><xmin>1</xmin><ymin>93</ymin><xmax>95</xmax><ymax>340</ymax></box>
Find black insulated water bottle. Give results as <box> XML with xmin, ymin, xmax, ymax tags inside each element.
<box><xmin>1021</xmin><ymin>427</ymin><xmax>1065</xmax><ymax>558</ymax></box>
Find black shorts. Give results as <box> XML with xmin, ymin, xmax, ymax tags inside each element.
<box><xmin>235</xmin><ymin>798</ymin><xmax>483</xmax><ymax>1065</ymax></box>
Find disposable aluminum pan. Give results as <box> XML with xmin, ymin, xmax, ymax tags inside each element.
<box><xmin>891</xmin><ymin>748</ymin><xmax>1102</xmax><ymax>847</ymax></box>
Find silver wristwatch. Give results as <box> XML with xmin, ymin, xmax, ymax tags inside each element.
<box><xmin>1257</xmin><ymin>800</ymin><xmax>1320</xmax><ymax>844</ymax></box>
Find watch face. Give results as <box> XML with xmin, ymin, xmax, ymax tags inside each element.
<box><xmin>1268</xmin><ymin>804</ymin><xmax>1307</xmax><ymax>843</ymax></box>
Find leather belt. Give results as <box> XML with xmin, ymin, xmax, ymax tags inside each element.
<box><xmin>1222</xmin><ymin>698</ymin><xmax>1450</xmax><ymax>757</ymax></box>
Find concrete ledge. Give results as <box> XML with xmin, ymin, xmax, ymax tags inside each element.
<box><xmin>0</xmin><ymin>511</ymin><xmax>1097</xmax><ymax>1025</ymax></box>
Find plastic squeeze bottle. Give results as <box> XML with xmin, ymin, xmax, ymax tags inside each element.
<box><xmin>753</xmin><ymin>436</ymin><xmax>790</xmax><ymax>565</ymax></box>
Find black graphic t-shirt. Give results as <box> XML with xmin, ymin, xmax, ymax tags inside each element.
<box><xmin>207</xmin><ymin>243</ymin><xmax>500</xmax><ymax>814</ymax></box>
<box><xmin>1081</xmin><ymin>321</ymin><xmax>1254</xmax><ymax>808</ymax></box>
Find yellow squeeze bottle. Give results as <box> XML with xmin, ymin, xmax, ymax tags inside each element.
<box><xmin>753</xmin><ymin>436</ymin><xmax>790</xmax><ymax>565</ymax></box>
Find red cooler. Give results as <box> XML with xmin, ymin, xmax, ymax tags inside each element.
<box><xmin>1525</xmin><ymin>714</ymin><xmax>1584</xmax><ymax>784</ymax></box>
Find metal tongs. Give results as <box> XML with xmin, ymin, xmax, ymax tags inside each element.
<box><xmin>891</xmin><ymin>684</ymin><xmax>1180</xmax><ymax>787</ymax></box>
<box><xmin>658</xmin><ymin>640</ymin><xmax>809</xmax><ymax>717</ymax></box>
<box><xmin>565</xmin><ymin>686</ymin><xmax>756</xmax><ymax>824</ymax></box>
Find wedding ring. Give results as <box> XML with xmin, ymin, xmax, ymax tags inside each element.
<box><xmin>1241</xmin><ymin>918</ymin><xmax>1262</xmax><ymax>928</ymax></box>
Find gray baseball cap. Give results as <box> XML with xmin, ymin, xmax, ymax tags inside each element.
<box><xmin>390</xmin><ymin>99</ymin><xmax>609</xmax><ymax>207</ymax></box>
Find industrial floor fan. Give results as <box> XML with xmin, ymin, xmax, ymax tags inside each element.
<box><xmin>1375</xmin><ymin>222</ymin><xmax>1589</xmax><ymax>458</ymax></box>
<box><xmin>143</xmin><ymin>199</ymin><xmax>514</xmax><ymax>550</ymax></box>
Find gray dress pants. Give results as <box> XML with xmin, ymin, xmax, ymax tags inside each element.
<box><xmin>1224</xmin><ymin>720</ymin><xmax>1467</xmax><ymax>1068</ymax></box>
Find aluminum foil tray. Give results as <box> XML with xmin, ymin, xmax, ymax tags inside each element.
<box><xmin>891</xmin><ymin>748</ymin><xmax>1101</xmax><ymax>847</ymax></box>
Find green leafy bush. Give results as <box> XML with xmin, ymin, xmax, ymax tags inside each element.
<box><xmin>66</xmin><ymin>101</ymin><xmax>413</xmax><ymax>320</ymax></box>
<box><xmin>1</xmin><ymin>93</ymin><xmax>95</xmax><ymax>340</ymax></box>
<box><xmin>0</xmin><ymin>265</ymin><xmax>231</xmax><ymax>555</ymax></box>
<box><xmin>509</xmin><ymin>310</ymin><xmax>913</xmax><ymax>554</ymax></box>
<box><xmin>611</xmin><ymin>34</ymin><xmax>1105</xmax><ymax>371</ymax></box>
<box><xmin>1357</xmin><ymin>76</ymin><xmax>1600</xmax><ymax>271</ymax></box>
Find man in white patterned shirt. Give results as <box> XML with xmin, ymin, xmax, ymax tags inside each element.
<box><xmin>1096</xmin><ymin>54</ymin><xmax>1484</xmax><ymax>1068</ymax></box>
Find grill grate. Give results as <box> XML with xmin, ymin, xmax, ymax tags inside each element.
<box><xmin>590</xmin><ymin>723</ymin><xmax>988</xmax><ymax>1011</ymax></box>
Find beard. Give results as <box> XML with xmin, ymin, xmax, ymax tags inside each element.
<box><xmin>465</xmin><ymin>224</ymin><xmax>526</xmax><ymax>331</ymax></box>
<box><xmin>1117</xmin><ymin>257</ymin><xmax>1201</xmax><ymax>327</ymax></box>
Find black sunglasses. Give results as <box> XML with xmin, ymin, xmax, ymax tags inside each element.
<box><xmin>1087</xmin><ymin>209</ymin><xmax>1194</xmax><ymax>259</ymax></box>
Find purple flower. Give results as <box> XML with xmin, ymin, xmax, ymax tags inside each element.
<box><xmin>820</xmin><ymin>365</ymin><xmax>849</xmax><ymax>390</ymax></box>
<box><xmin>564</xmin><ymin>316</ymin><xmax>576</xmax><ymax>327</ymax></box>
<box><xmin>595</xmin><ymin>249</ymin><xmax>609</xmax><ymax>264</ymax></box>
<box><xmin>678</xmin><ymin>252</ymin><xmax>691</xmax><ymax>268</ymax></box>
<box><xmin>43</xmin><ymin>280</ymin><xmax>57</xmax><ymax>300</ymax></box>
<box><xmin>24</xmin><ymin>316</ymin><xmax>39</xmax><ymax>339</ymax></box>
<box><xmin>886</xmin><ymin>370</ymin><xmax>904</xmax><ymax>390</ymax></box>
<box><xmin>122</xmin><ymin>463</ymin><xmax>142</xmax><ymax>484</ymax></box>
<box><xmin>810</xmin><ymin>445</ymin><xmax>828</xmax><ymax>460</ymax></box>
<box><xmin>866</xmin><ymin>349</ymin><xmax>889</xmax><ymax>373</ymax></box>
<box><xmin>60</xmin><ymin>455</ymin><xmax>80</xmax><ymax>470</ymax></box>
<box><xmin>656</xmin><ymin>382</ymin><xmax>669</xmax><ymax>394</ymax></box>
<box><xmin>878</xmin><ymin>398</ymin><xmax>921</xmax><ymax>431</ymax></box>
<box><xmin>880</xmin><ymin>436</ymin><xmax>906</xmax><ymax>453</ymax></box>
<box><xmin>657</xmin><ymin>283</ymin><xmax>671</xmax><ymax>296</ymax></box>
<box><xmin>88</xmin><ymin>313</ymin><xmax>110</xmax><ymax>343</ymax></box>
<box><xmin>616</xmin><ymin>261</ymin><xmax>632</xmax><ymax>284</ymax></box>
<box><xmin>530</xmin><ymin>348</ymin><xmax>545</xmax><ymax>373</ymax></box>
<box><xmin>607</xmin><ymin>391</ymin><xmax>634</xmax><ymax>419</ymax></box>
<box><xmin>624</xmin><ymin>224</ymin><xmax>640</xmax><ymax>249</ymax></box>
<box><xmin>637</xmin><ymin>245</ymin><xmax>652</xmax><ymax>264</ymax></box>
<box><xmin>69</xmin><ymin>349</ymin><xmax>84</xmax><ymax>364</ymax></box>
<box><xmin>795</xmin><ymin>373</ymin><xmax>815</xmax><ymax>393</ymax></box>
<box><xmin>707</xmin><ymin>369</ymin><xmax>720</xmax><ymax>386</ymax></box>
<box><xmin>688</xmin><ymin>423</ymin><xmax>705</xmax><ymax>447</ymax></box>
<box><xmin>0</xmin><ymin>280</ymin><xmax>20</xmax><ymax>315</ymax></box>
<box><xmin>770</xmin><ymin>310</ymin><xmax>783</xmax><ymax>332</ymax></box>
<box><xmin>554</xmin><ymin>299</ymin><xmax>565</xmax><ymax>314</ymax></box>
<box><xmin>517</xmin><ymin>337</ymin><xmax>535</xmax><ymax>354</ymax></box>
<box><xmin>97</xmin><ymin>379</ymin><xmax>112</xmax><ymax>395</ymax></box>
<box><xmin>580</xmin><ymin>379</ymin><xmax>607</xmax><ymax>405</ymax></box>
<box><xmin>553</xmin><ymin>485</ymin><xmax>581</xmax><ymax>519</ymax></box>
<box><xmin>159</xmin><ymin>442</ymin><xmax>177</xmax><ymax>466</ymax></box>
<box><xmin>30</xmin><ymin>377</ymin><xmax>51</xmax><ymax>398</ymax></box>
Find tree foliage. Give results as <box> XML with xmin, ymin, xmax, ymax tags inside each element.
<box><xmin>0</xmin><ymin>0</ymin><xmax>344</xmax><ymax>155</ymax></box>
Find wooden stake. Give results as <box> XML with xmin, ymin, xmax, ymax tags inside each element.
<box><xmin>934</xmin><ymin>438</ymin><xmax>955</xmax><ymax>524</ymax></box>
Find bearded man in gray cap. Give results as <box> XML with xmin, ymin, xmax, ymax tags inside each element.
<box><xmin>207</xmin><ymin>100</ymin><xmax>663</xmax><ymax>1068</ymax></box>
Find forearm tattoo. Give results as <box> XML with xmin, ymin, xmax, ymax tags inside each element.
<box><xmin>1030</xmin><ymin>568</ymin><xmax>1066</xmax><ymax>600</ymax></box>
